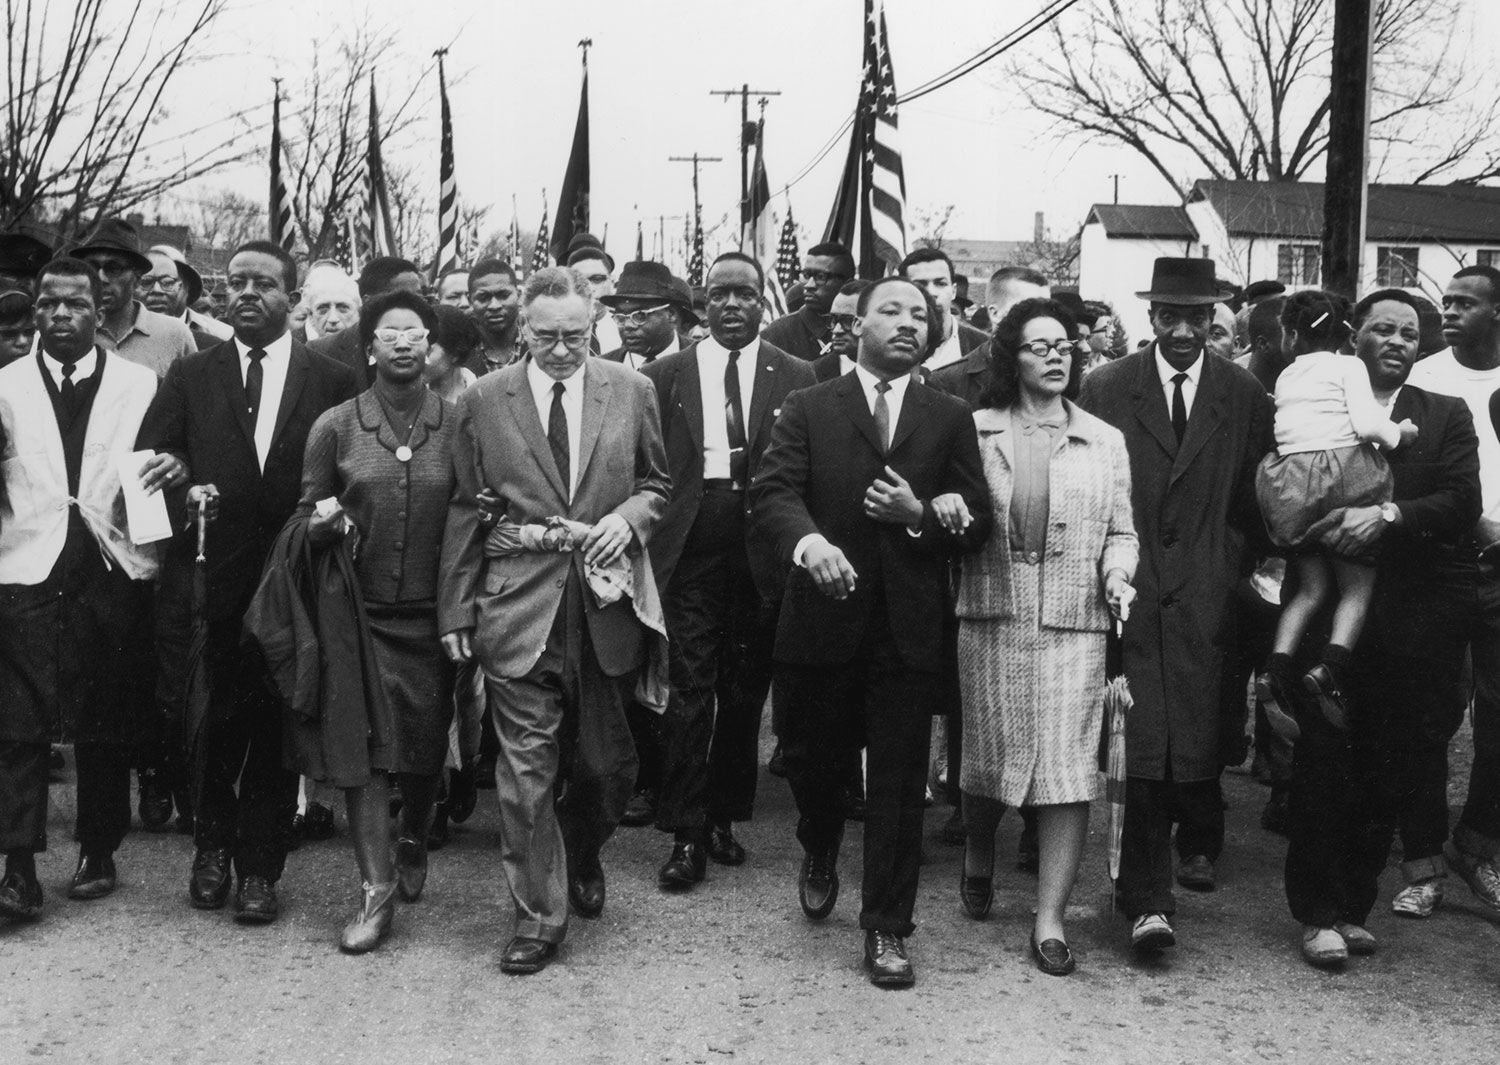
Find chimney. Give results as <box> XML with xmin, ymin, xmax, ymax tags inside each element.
<box><xmin>126</xmin><ymin>212</ymin><xmax>145</xmax><ymax>230</ymax></box>
<box><xmin>1034</xmin><ymin>211</ymin><xmax>1045</xmax><ymax>245</ymax></box>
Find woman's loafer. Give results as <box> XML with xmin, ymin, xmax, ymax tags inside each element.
<box><xmin>959</xmin><ymin>872</ymin><xmax>993</xmax><ymax>919</ymax></box>
<box><xmin>1030</xmin><ymin>932</ymin><xmax>1076</xmax><ymax>976</ymax></box>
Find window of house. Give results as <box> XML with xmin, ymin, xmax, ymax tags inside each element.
<box><xmin>1376</xmin><ymin>246</ymin><xmax>1420</xmax><ymax>287</ymax></box>
<box><xmin>1479</xmin><ymin>249</ymin><xmax>1500</xmax><ymax>269</ymax></box>
<box><xmin>1277</xmin><ymin>244</ymin><xmax>1320</xmax><ymax>286</ymax></box>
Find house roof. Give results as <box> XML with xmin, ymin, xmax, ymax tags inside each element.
<box><xmin>1084</xmin><ymin>204</ymin><xmax>1198</xmax><ymax>240</ymax></box>
<box><xmin>1188</xmin><ymin>179</ymin><xmax>1500</xmax><ymax>243</ymax></box>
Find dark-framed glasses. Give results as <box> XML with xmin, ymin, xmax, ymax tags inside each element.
<box><xmin>374</xmin><ymin>327</ymin><xmax>430</xmax><ymax>345</ymax></box>
<box><xmin>1019</xmin><ymin>340</ymin><xmax>1083</xmax><ymax>358</ymax></box>
<box><xmin>613</xmin><ymin>304</ymin><xmax>670</xmax><ymax>326</ymax></box>
<box><xmin>527</xmin><ymin>328</ymin><xmax>592</xmax><ymax>352</ymax></box>
<box><xmin>138</xmin><ymin>274</ymin><xmax>182</xmax><ymax>292</ymax></box>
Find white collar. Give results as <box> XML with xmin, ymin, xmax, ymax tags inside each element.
<box><xmin>697</xmin><ymin>333</ymin><xmax>761</xmax><ymax>361</ymax></box>
<box><xmin>1155</xmin><ymin>348</ymin><xmax>1204</xmax><ymax>387</ymax></box>
<box><xmin>526</xmin><ymin>357</ymin><xmax>586</xmax><ymax>398</ymax></box>
<box><xmin>234</xmin><ymin>330</ymin><xmax>293</xmax><ymax>361</ymax></box>
<box><xmin>41</xmin><ymin>346</ymin><xmax>99</xmax><ymax>381</ymax></box>
<box><xmin>853</xmin><ymin>363</ymin><xmax>910</xmax><ymax>399</ymax></box>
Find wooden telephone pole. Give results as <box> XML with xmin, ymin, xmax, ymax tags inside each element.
<box><xmin>1322</xmin><ymin>0</ymin><xmax>1374</xmax><ymax>299</ymax></box>
<box><xmin>709</xmin><ymin>84</ymin><xmax>781</xmax><ymax>232</ymax></box>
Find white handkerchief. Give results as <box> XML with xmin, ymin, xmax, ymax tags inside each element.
<box><xmin>118</xmin><ymin>450</ymin><xmax>173</xmax><ymax>544</ymax></box>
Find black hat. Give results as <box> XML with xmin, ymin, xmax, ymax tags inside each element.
<box><xmin>148</xmin><ymin>244</ymin><xmax>204</xmax><ymax>305</ymax></box>
<box><xmin>71</xmin><ymin>217</ymin><xmax>153</xmax><ymax>274</ymax></box>
<box><xmin>671</xmin><ymin>278</ymin><xmax>700</xmax><ymax>322</ymax></box>
<box><xmin>598</xmin><ymin>261</ymin><xmax>691</xmax><ymax>314</ymax></box>
<box><xmin>0</xmin><ymin>287</ymin><xmax>32</xmax><ymax>318</ymax></box>
<box><xmin>0</xmin><ymin>231</ymin><xmax>53</xmax><ymax>279</ymax></box>
<box><xmin>1135</xmin><ymin>257</ymin><xmax>1226</xmax><ymax>306</ymax></box>
<box><xmin>1242</xmin><ymin>279</ymin><xmax>1287</xmax><ymax>305</ymax></box>
<box><xmin>565</xmin><ymin>233</ymin><xmax>614</xmax><ymax>273</ymax></box>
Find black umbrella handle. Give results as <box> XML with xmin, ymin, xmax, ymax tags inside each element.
<box><xmin>195</xmin><ymin>497</ymin><xmax>207</xmax><ymax>562</ymax></box>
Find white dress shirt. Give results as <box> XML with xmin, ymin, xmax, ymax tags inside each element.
<box><xmin>1155</xmin><ymin>349</ymin><xmax>1204</xmax><ymax>421</ymax></box>
<box><xmin>527</xmin><ymin>357</ymin><xmax>585</xmax><ymax>500</ymax></box>
<box><xmin>234</xmin><ymin>331</ymin><xmax>292</xmax><ymax>471</ymax></box>
<box><xmin>924</xmin><ymin>316</ymin><xmax>964</xmax><ymax>372</ymax></box>
<box><xmin>41</xmin><ymin>347</ymin><xmax>99</xmax><ymax>391</ymax></box>
<box><xmin>696</xmin><ymin>335</ymin><xmax>761</xmax><ymax>480</ymax></box>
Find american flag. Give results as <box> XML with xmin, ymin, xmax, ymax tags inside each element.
<box><xmin>434</xmin><ymin>52</ymin><xmax>459</xmax><ymax>279</ymax></box>
<box><xmin>687</xmin><ymin>201</ymin><xmax>704</xmax><ymax>287</ymax></box>
<box><xmin>366</xmin><ymin>79</ymin><xmax>397</xmax><ymax>257</ymax></box>
<box><xmin>531</xmin><ymin>193</ymin><xmax>551</xmax><ymax>273</ymax></box>
<box><xmin>861</xmin><ymin>0</ymin><xmax>906</xmax><ymax>270</ymax></box>
<box><xmin>775</xmin><ymin>206</ymin><xmax>800</xmax><ymax>292</ymax></box>
<box><xmin>268</xmin><ymin>86</ymin><xmax>296</xmax><ymax>252</ymax></box>
<box><xmin>507</xmin><ymin>203</ymin><xmax>523</xmax><ymax>272</ymax></box>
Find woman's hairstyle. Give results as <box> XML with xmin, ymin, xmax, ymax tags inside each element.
<box><xmin>432</xmin><ymin>303</ymin><xmax>482</xmax><ymax>362</ymax></box>
<box><xmin>979</xmin><ymin>297</ymin><xmax>1082</xmax><ymax>410</ymax></box>
<box><xmin>360</xmin><ymin>289</ymin><xmax>438</xmax><ymax>353</ymax></box>
<box><xmin>1280</xmin><ymin>288</ymin><xmax>1353</xmax><ymax>352</ymax></box>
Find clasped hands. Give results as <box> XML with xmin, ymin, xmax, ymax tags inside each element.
<box><xmin>476</xmin><ymin>488</ymin><xmax>632</xmax><ymax>567</ymax></box>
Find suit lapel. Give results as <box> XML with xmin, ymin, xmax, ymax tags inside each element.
<box><xmin>575</xmin><ymin>362</ymin><xmax>611</xmax><ymax>491</ymax></box>
<box><xmin>746</xmin><ymin>352</ymin><xmax>782</xmax><ymax>447</ymax></box>
<box><xmin>213</xmin><ymin>343</ymin><xmax>257</xmax><ymax>455</ymax></box>
<box><xmin>269</xmin><ymin>342</ymin><xmax>310</xmax><ymax>454</ymax></box>
<box><xmin>1130</xmin><ymin>344</ymin><xmax>1180</xmax><ymax>462</ymax></box>
<box><xmin>838</xmin><ymin>374</ymin><xmax>886</xmax><ymax>457</ymax></box>
<box><xmin>679</xmin><ymin>354</ymin><xmax>705</xmax><ymax>452</ymax></box>
<box><xmin>1173</xmin><ymin>353</ymin><xmax>1227</xmax><ymax>480</ymax></box>
<box><xmin>503</xmin><ymin>371</ymin><xmax>568</xmax><ymax>504</ymax></box>
<box><xmin>888</xmin><ymin>381</ymin><xmax>927</xmax><ymax>456</ymax></box>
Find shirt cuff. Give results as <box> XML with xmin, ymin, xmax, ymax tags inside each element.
<box><xmin>793</xmin><ymin>533</ymin><xmax>829</xmax><ymax>568</ymax></box>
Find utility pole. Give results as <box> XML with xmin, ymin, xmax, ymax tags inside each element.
<box><xmin>709</xmin><ymin>84</ymin><xmax>781</xmax><ymax>234</ymax></box>
<box><xmin>1322</xmin><ymin>0</ymin><xmax>1373</xmax><ymax>299</ymax></box>
<box><xmin>668</xmin><ymin>153</ymin><xmax>723</xmax><ymax>224</ymax></box>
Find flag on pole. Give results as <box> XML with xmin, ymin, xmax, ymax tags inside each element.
<box><xmin>550</xmin><ymin>49</ymin><xmax>591</xmax><ymax>262</ymax></box>
<box><xmin>508</xmin><ymin>199</ymin><xmax>523</xmax><ymax>273</ymax></box>
<box><xmin>367</xmin><ymin>79</ymin><xmax>398</xmax><ymax>257</ymax></box>
<box><xmin>434</xmin><ymin>52</ymin><xmax>459</xmax><ymax>279</ymax></box>
<box><xmin>742</xmin><ymin>119</ymin><xmax>787</xmax><ymax>319</ymax></box>
<box><xmin>775</xmin><ymin>203</ymin><xmax>801</xmax><ymax>293</ymax></box>
<box><xmin>687</xmin><ymin>201</ymin><xmax>705</xmax><ymax>287</ymax></box>
<box><xmin>823</xmin><ymin>0</ymin><xmax>907</xmax><ymax>278</ymax></box>
<box><xmin>269</xmin><ymin>86</ymin><xmax>296</xmax><ymax>252</ymax></box>
<box><xmin>531</xmin><ymin>192</ymin><xmax>551</xmax><ymax>273</ymax></box>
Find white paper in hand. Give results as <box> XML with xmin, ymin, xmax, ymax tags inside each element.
<box><xmin>118</xmin><ymin>450</ymin><xmax>174</xmax><ymax>544</ymax></box>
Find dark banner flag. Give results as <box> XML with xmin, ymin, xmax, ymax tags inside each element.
<box><xmin>269</xmin><ymin>86</ymin><xmax>296</xmax><ymax>252</ymax></box>
<box><xmin>367</xmin><ymin>79</ymin><xmax>398</xmax><ymax>257</ymax></box>
<box><xmin>435</xmin><ymin>51</ymin><xmax>459</xmax><ymax>278</ymax></box>
<box><xmin>550</xmin><ymin>49</ymin><xmax>590</xmax><ymax>263</ymax></box>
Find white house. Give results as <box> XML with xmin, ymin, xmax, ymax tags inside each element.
<box><xmin>1080</xmin><ymin>179</ymin><xmax>1500</xmax><ymax>343</ymax></box>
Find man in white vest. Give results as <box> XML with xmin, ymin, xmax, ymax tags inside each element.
<box><xmin>0</xmin><ymin>256</ymin><xmax>166</xmax><ymax>921</ymax></box>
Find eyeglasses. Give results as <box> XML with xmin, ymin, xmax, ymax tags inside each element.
<box><xmin>612</xmin><ymin>304</ymin><xmax>671</xmax><ymax>326</ymax></box>
<box><xmin>802</xmin><ymin>269</ymin><xmax>851</xmax><ymax>286</ymax></box>
<box><xmin>139</xmin><ymin>275</ymin><xmax>182</xmax><ymax>292</ymax></box>
<box><xmin>527</xmin><ymin>328</ymin><xmax>592</xmax><ymax>352</ymax></box>
<box><xmin>829</xmin><ymin>314</ymin><xmax>858</xmax><ymax>333</ymax></box>
<box><xmin>86</xmin><ymin>258</ymin><xmax>136</xmax><ymax>279</ymax></box>
<box><xmin>1018</xmin><ymin>340</ymin><xmax>1083</xmax><ymax>358</ymax></box>
<box><xmin>373</xmin><ymin>327</ymin><xmax>430</xmax><ymax>345</ymax></box>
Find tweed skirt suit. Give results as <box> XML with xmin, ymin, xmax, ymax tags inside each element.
<box><xmin>956</xmin><ymin>403</ymin><xmax>1138</xmax><ymax>806</ymax></box>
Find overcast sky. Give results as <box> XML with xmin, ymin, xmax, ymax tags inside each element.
<box><xmin>152</xmin><ymin>0</ymin><xmax>1498</xmax><ymax>263</ymax></box>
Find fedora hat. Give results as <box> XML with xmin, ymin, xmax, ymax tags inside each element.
<box><xmin>72</xmin><ymin>217</ymin><xmax>153</xmax><ymax>274</ymax></box>
<box><xmin>1135</xmin><ymin>257</ymin><xmax>1225</xmax><ymax>306</ymax></box>
<box><xmin>0</xmin><ymin>231</ymin><xmax>53</xmax><ymax>279</ymax></box>
<box><xmin>565</xmin><ymin>232</ymin><xmax>615</xmax><ymax>273</ymax></box>
<box><xmin>598</xmin><ymin>261</ymin><xmax>689</xmax><ymax>312</ymax></box>
<box><xmin>148</xmin><ymin>244</ymin><xmax>204</xmax><ymax>305</ymax></box>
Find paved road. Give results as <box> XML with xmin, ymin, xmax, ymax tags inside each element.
<box><xmin>4</xmin><ymin>723</ymin><xmax>1498</xmax><ymax>1065</ymax></box>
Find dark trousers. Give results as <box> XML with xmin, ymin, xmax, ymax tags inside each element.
<box><xmin>625</xmin><ymin>701</ymin><xmax>663</xmax><ymax>795</ymax></box>
<box><xmin>0</xmin><ymin>741</ymin><xmax>131</xmax><ymax>855</ymax></box>
<box><xmin>777</xmin><ymin>592</ymin><xmax>932</xmax><ymax>937</ymax></box>
<box><xmin>194</xmin><ymin>618</ymin><xmax>298</xmax><ymax>882</ymax></box>
<box><xmin>1458</xmin><ymin>561</ymin><xmax>1500</xmax><ymax>857</ymax></box>
<box><xmin>657</xmin><ymin>492</ymin><xmax>775</xmax><ymax>836</ymax></box>
<box><xmin>1118</xmin><ymin>773</ymin><xmax>1223</xmax><ymax>918</ymax></box>
<box><xmin>484</xmin><ymin>573</ymin><xmax>637</xmax><ymax>943</ymax></box>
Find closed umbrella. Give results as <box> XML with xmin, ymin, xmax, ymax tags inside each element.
<box><xmin>1102</xmin><ymin>611</ymin><xmax>1133</xmax><ymax>903</ymax></box>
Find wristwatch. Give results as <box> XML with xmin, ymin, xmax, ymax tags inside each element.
<box><xmin>1379</xmin><ymin>503</ymin><xmax>1399</xmax><ymax>524</ymax></box>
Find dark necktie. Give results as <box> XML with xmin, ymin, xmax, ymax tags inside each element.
<box><xmin>1170</xmin><ymin>372</ymin><xmax>1188</xmax><ymax>443</ymax></box>
<box><xmin>873</xmin><ymin>380</ymin><xmax>892</xmax><ymax>455</ymax></box>
<box><xmin>548</xmin><ymin>380</ymin><xmax>570</xmax><ymax>498</ymax></box>
<box><xmin>60</xmin><ymin>361</ymin><xmax>77</xmax><ymax>415</ymax></box>
<box><xmin>245</xmin><ymin>347</ymin><xmax>267</xmax><ymax>424</ymax></box>
<box><xmin>724</xmin><ymin>349</ymin><xmax>748</xmax><ymax>486</ymax></box>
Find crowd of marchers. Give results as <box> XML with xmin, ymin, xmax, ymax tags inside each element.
<box><xmin>2</xmin><ymin>215</ymin><xmax>1498</xmax><ymax>987</ymax></box>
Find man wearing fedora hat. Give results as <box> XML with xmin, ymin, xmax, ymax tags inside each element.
<box><xmin>1078</xmin><ymin>256</ymin><xmax>1272</xmax><ymax>955</ymax></box>
<box><xmin>143</xmin><ymin>245</ymin><xmax>233</xmax><ymax>350</ymax></box>
<box><xmin>0</xmin><ymin>229</ymin><xmax>54</xmax><ymax>292</ymax></box>
<box><xmin>598</xmin><ymin>261</ymin><xmax>693</xmax><ymax>371</ymax></box>
<box><xmin>72</xmin><ymin>217</ymin><xmax>195</xmax><ymax>378</ymax></box>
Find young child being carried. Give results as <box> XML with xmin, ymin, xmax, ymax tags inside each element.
<box><xmin>1253</xmin><ymin>289</ymin><xmax>1418</xmax><ymax>739</ymax></box>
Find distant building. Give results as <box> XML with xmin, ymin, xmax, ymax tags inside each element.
<box><xmin>1080</xmin><ymin>179</ymin><xmax>1500</xmax><ymax>339</ymax></box>
<box><xmin>929</xmin><ymin>212</ymin><xmax>1079</xmax><ymax>297</ymax></box>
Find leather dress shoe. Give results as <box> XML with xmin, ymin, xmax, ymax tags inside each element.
<box><xmin>799</xmin><ymin>849</ymin><xmax>839</xmax><ymax>920</ymax></box>
<box><xmin>188</xmin><ymin>847</ymin><xmax>233</xmax><ymax>910</ymax></box>
<box><xmin>708</xmin><ymin>823</ymin><xmax>746</xmax><ymax>866</ymax></box>
<box><xmin>863</xmin><ymin>930</ymin><xmax>915</xmax><ymax>988</ymax></box>
<box><xmin>0</xmin><ymin>870</ymin><xmax>43</xmax><ymax>921</ymax></box>
<box><xmin>658</xmin><ymin>842</ymin><xmax>707</xmax><ymax>890</ymax></box>
<box><xmin>1176</xmin><ymin>854</ymin><xmax>1216</xmax><ymax>891</ymax></box>
<box><xmin>340</xmin><ymin>880</ymin><xmax>397</xmax><ymax>953</ymax></box>
<box><xmin>1302</xmin><ymin>664</ymin><xmax>1350</xmax><ymax>731</ymax></box>
<box><xmin>1255</xmin><ymin>670</ymin><xmax>1302</xmax><ymax>742</ymax></box>
<box><xmin>67</xmin><ymin>852</ymin><xmax>117</xmax><ymax>900</ymax></box>
<box><xmin>396</xmin><ymin>837</ymin><xmax>428</xmax><ymax>902</ymax></box>
<box><xmin>1131</xmin><ymin>912</ymin><xmax>1176</xmax><ymax>952</ymax></box>
<box><xmin>137</xmin><ymin>769</ymin><xmax>174</xmax><ymax>830</ymax></box>
<box><xmin>1030</xmin><ymin>931</ymin><xmax>1076</xmax><ymax>976</ymax></box>
<box><xmin>500</xmin><ymin>936</ymin><xmax>557</xmax><ymax>974</ymax></box>
<box><xmin>959</xmin><ymin>871</ymin><xmax>993</xmax><ymax>920</ymax></box>
<box><xmin>620</xmin><ymin>788</ymin><xmax>657</xmax><ymax>827</ymax></box>
<box><xmin>569</xmin><ymin>865</ymin><xmax>605</xmax><ymax>919</ymax></box>
<box><xmin>234</xmin><ymin>876</ymin><xmax>280</xmax><ymax>924</ymax></box>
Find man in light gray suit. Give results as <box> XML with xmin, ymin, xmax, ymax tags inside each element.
<box><xmin>439</xmin><ymin>266</ymin><xmax>670</xmax><ymax>974</ymax></box>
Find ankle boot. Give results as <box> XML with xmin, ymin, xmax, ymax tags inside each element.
<box><xmin>339</xmin><ymin>880</ymin><xmax>397</xmax><ymax>953</ymax></box>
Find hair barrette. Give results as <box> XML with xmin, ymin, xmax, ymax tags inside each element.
<box><xmin>1310</xmin><ymin>311</ymin><xmax>1329</xmax><ymax>328</ymax></box>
